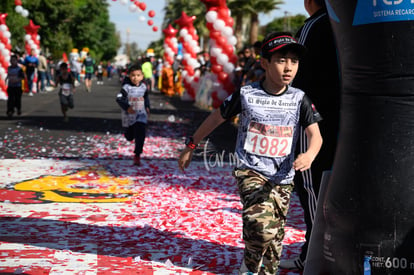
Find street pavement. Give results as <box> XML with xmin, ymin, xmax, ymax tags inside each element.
<box><xmin>0</xmin><ymin>78</ymin><xmax>305</xmax><ymax>274</ymax></box>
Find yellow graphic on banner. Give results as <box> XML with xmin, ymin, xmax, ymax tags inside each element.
<box><xmin>14</xmin><ymin>166</ymin><xmax>137</xmax><ymax>203</ymax></box>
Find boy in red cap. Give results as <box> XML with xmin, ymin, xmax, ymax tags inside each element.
<box><xmin>178</xmin><ymin>31</ymin><xmax>323</xmax><ymax>274</ymax></box>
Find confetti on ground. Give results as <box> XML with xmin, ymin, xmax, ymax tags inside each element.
<box><xmin>0</xmin><ymin>158</ymin><xmax>305</xmax><ymax>275</ymax></box>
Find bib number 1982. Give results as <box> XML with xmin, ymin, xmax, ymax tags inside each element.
<box><xmin>244</xmin><ymin>122</ymin><xmax>293</xmax><ymax>158</ymax></box>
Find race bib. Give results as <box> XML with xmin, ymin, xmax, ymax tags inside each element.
<box><xmin>8</xmin><ymin>75</ymin><xmax>19</xmax><ymax>84</ymax></box>
<box><xmin>129</xmin><ymin>96</ymin><xmax>145</xmax><ymax>112</ymax></box>
<box><xmin>244</xmin><ymin>121</ymin><xmax>293</xmax><ymax>158</ymax></box>
<box><xmin>62</xmin><ymin>83</ymin><xmax>72</xmax><ymax>96</ymax></box>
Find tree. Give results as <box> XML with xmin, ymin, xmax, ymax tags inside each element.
<box><xmin>229</xmin><ymin>0</ymin><xmax>284</xmax><ymax>47</ymax></box>
<box><xmin>264</xmin><ymin>14</ymin><xmax>308</xmax><ymax>36</ymax></box>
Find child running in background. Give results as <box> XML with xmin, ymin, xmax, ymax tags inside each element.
<box><xmin>116</xmin><ymin>64</ymin><xmax>150</xmax><ymax>166</ymax></box>
<box><xmin>56</xmin><ymin>62</ymin><xmax>75</xmax><ymax>122</ymax></box>
<box><xmin>6</xmin><ymin>55</ymin><xmax>25</xmax><ymax>118</ymax></box>
<box><xmin>178</xmin><ymin>32</ymin><xmax>323</xmax><ymax>274</ymax></box>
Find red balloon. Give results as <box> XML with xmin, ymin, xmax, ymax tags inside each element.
<box><xmin>138</xmin><ymin>2</ymin><xmax>146</xmax><ymax>11</ymax></box>
<box><xmin>0</xmin><ymin>14</ymin><xmax>8</xmax><ymax>26</ymax></box>
<box><xmin>148</xmin><ymin>10</ymin><xmax>155</xmax><ymax>18</ymax></box>
<box><xmin>15</xmin><ymin>0</ymin><xmax>22</xmax><ymax>6</ymax></box>
<box><xmin>222</xmin><ymin>44</ymin><xmax>234</xmax><ymax>56</ymax></box>
<box><xmin>24</xmin><ymin>20</ymin><xmax>40</xmax><ymax>35</ymax></box>
<box><xmin>217</xmin><ymin>8</ymin><xmax>229</xmax><ymax>20</ymax></box>
<box><xmin>218</xmin><ymin>71</ymin><xmax>229</xmax><ymax>83</ymax></box>
<box><xmin>210</xmin><ymin>56</ymin><xmax>217</xmax><ymax>65</ymax></box>
<box><xmin>210</xmin><ymin>30</ymin><xmax>220</xmax><ymax>40</ymax></box>
<box><xmin>215</xmin><ymin>36</ymin><xmax>227</xmax><ymax>48</ymax></box>
<box><xmin>187</xmin><ymin>67</ymin><xmax>194</xmax><ymax>76</ymax></box>
<box><xmin>147</xmin><ymin>20</ymin><xmax>153</xmax><ymax>26</ymax></box>
<box><xmin>152</xmin><ymin>26</ymin><xmax>158</xmax><ymax>32</ymax></box>
<box><xmin>230</xmin><ymin>55</ymin><xmax>238</xmax><ymax>64</ymax></box>
<box><xmin>225</xmin><ymin>16</ymin><xmax>234</xmax><ymax>26</ymax></box>
<box><xmin>211</xmin><ymin>64</ymin><xmax>222</xmax><ymax>74</ymax></box>
<box><xmin>162</xmin><ymin>24</ymin><xmax>178</xmax><ymax>37</ymax></box>
<box><xmin>206</xmin><ymin>22</ymin><xmax>213</xmax><ymax>31</ymax></box>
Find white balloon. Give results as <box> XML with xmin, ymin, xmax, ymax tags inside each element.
<box><xmin>184</xmin><ymin>34</ymin><xmax>192</xmax><ymax>42</ymax></box>
<box><xmin>120</xmin><ymin>0</ymin><xmax>128</xmax><ymax>5</ymax></box>
<box><xmin>228</xmin><ymin>36</ymin><xmax>237</xmax><ymax>46</ymax></box>
<box><xmin>171</xmin><ymin>37</ymin><xmax>178</xmax><ymax>44</ymax></box>
<box><xmin>37</xmin><ymin>35</ymin><xmax>41</xmax><ymax>41</ymax></box>
<box><xmin>0</xmin><ymin>43</ymin><xmax>4</xmax><ymax>50</ymax></box>
<box><xmin>0</xmin><ymin>25</ymin><xmax>7</xmax><ymax>32</ymax></box>
<box><xmin>217</xmin><ymin>53</ymin><xmax>229</xmax><ymax>66</ymax></box>
<box><xmin>2</xmin><ymin>48</ymin><xmax>10</xmax><ymax>57</ymax></box>
<box><xmin>205</xmin><ymin>11</ymin><xmax>218</xmax><ymax>23</ymax></box>
<box><xmin>25</xmin><ymin>34</ymin><xmax>31</xmax><ymax>41</ymax></box>
<box><xmin>179</xmin><ymin>28</ymin><xmax>188</xmax><ymax>37</ymax></box>
<box><xmin>183</xmin><ymin>53</ymin><xmax>191</xmax><ymax>61</ymax></box>
<box><xmin>189</xmin><ymin>39</ymin><xmax>197</xmax><ymax>48</ymax></box>
<box><xmin>166</xmin><ymin>47</ymin><xmax>173</xmax><ymax>56</ymax></box>
<box><xmin>223</xmin><ymin>26</ymin><xmax>233</xmax><ymax>37</ymax></box>
<box><xmin>223</xmin><ymin>62</ymin><xmax>235</xmax><ymax>74</ymax></box>
<box><xmin>181</xmin><ymin>70</ymin><xmax>187</xmax><ymax>78</ymax></box>
<box><xmin>15</xmin><ymin>5</ymin><xmax>23</xmax><ymax>13</ymax></box>
<box><xmin>190</xmin><ymin>59</ymin><xmax>198</xmax><ymax>68</ymax></box>
<box><xmin>129</xmin><ymin>4</ymin><xmax>137</xmax><ymax>12</ymax></box>
<box><xmin>139</xmin><ymin>15</ymin><xmax>146</xmax><ymax>22</ymax></box>
<box><xmin>213</xmin><ymin>19</ymin><xmax>225</xmax><ymax>32</ymax></box>
<box><xmin>22</xmin><ymin>9</ymin><xmax>29</xmax><ymax>17</ymax></box>
<box><xmin>3</xmin><ymin>31</ymin><xmax>10</xmax><ymax>39</ymax></box>
<box><xmin>211</xmin><ymin>47</ymin><xmax>222</xmax><ymax>57</ymax></box>
<box><xmin>194</xmin><ymin>70</ymin><xmax>201</xmax><ymax>78</ymax></box>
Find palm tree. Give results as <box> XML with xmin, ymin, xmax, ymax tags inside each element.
<box><xmin>229</xmin><ymin>0</ymin><xmax>284</xmax><ymax>47</ymax></box>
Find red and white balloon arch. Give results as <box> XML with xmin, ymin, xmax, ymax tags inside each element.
<box><xmin>0</xmin><ymin>14</ymin><xmax>12</xmax><ymax>100</ymax></box>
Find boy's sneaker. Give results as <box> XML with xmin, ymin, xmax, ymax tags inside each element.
<box><xmin>133</xmin><ymin>155</ymin><xmax>141</xmax><ymax>166</ymax></box>
<box><xmin>278</xmin><ymin>258</ymin><xmax>305</xmax><ymax>270</ymax></box>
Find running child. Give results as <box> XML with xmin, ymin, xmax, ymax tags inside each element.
<box><xmin>178</xmin><ymin>32</ymin><xmax>323</xmax><ymax>274</ymax></box>
<box><xmin>116</xmin><ymin>64</ymin><xmax>150</xmax><ymax>166</ymax></box>
<box><xmin>56</xmin><ymin>62</ymin><xmax>75</xmax><ymax>122</ymax></box>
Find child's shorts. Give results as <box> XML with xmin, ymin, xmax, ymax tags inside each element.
<box><xmin>59</xmin><ymin>94</ymin><xmax>74</xmax><ymax>109</ymax></box>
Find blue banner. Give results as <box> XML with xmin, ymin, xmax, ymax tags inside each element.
<box><xmin>353</xmin><ymin>1</ymin><xmax>414</xmax><ymax>25</ymax></box>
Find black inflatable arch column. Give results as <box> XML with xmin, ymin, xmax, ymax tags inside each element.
<box><xmin>305</xmin><ymin>1</ymin><xmax>414</xmax><ymax>274</ymax></box>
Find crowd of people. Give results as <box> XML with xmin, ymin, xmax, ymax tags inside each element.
<box><xmin>5</xmin><ymin>49</ymin><xmax>119</xmax><ymax>120</ymax></box>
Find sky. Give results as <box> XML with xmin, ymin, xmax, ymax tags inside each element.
<box><xmin>108</xmin><ymin>0</ymin><xmax>307</xmax><ymax>52</ymax></box>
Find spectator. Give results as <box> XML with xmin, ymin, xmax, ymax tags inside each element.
<box><xmin>37</xmin><ymin>51</ymin><xmax>48</xmax><ymax>93</ymax></box>
<box><xmin>23</xmin><ymin>48</ymin><xmax>39</xmax><ymax>96</ymax></box>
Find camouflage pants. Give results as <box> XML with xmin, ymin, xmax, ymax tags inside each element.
<box><xmin>234</xmin><ymin>169</ymin><xmax>293</xmax><ymax>275</ymax></box>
